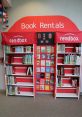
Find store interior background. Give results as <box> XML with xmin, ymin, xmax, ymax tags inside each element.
<box><xmin>0</xmin><ymin>0</ymin><xmax>82</xmax><ymax>94</ymax></box>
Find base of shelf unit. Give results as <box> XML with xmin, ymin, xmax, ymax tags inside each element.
<box><xmin>16</xmin><ymin>92</ymin><xmax>34</xmax><ymax>97</ymax></box>
<box><xmin>36</xmin><ymin>92</ymin><xmax>53</xmax><ymax>95</ymax></box>
<box><xmin>56</xmin><ymin>93</ymin><xmax>78</xmax><ymax>98</ymax></box>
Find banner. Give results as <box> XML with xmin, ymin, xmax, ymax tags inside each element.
<box><xmin>56</xmin><ymin>32</ymin><xmax>82</xmax><ymax>43</ymax></box>
<box><xmin>2</xmin><ymin>32</ymin><xmax>36</xmax><ymax>45</ymax></box>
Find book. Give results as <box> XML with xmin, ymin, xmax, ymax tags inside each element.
<box><xmin>37</xmin><ymin>60</ymin><xmax>40</xmax><ymax>66</ymax></box>
<box><xmin>41</xmin><ymin>67</ymin><xmax>45</xmax><ymax>72</ymax></box>
<box><xmin>37</xmin><ymin>46</ymin><xmax>40</xmax><ymax>53</ymax></box>
<box><xmin>41</xmin><ymin>54</ymin><xmax>46</xmax><ymax>59</ymax></box>
<box><xmin>40</xmin><ymin>85</ymin><xmax>44</xmax><ymax>90</ymax></box>
<box><xmin>41</xmin><ymin>47</ymin><xmax>46</xmax><ymax>53</ymax></box>
<box><xmin>46</xmin><ymin>46</ymin><xmax>51</xmax><ymax>53</ymax></box>
<box><xmin>37</xmin><ymin>54</ymin><xmax>40</xmax><ymax>59</ymax></box>
<box><xmin>40</xmin><ymin>73</ymin><xmax>45</xmax><ymax>78</ymax></box>
<box><xmin>26</xmin><ymin>46</ymin><xmax>32</xmax><ymax>52</ymax></box>
<box><xmin>46</xmin><ymin>60</ymin><xmax>50</xmax><ymax>66</ymax></box>
<box><xmin>41</xmin><ymin>60</ymin><xmax>45</xmax><ymax>66</ymax></box>
<box><xmin>46</xmin><ymin>73</ymin><xmax>50</xmax><ymax>79</ymax></box>
<box><xmin>36</xmin><ymin>67</ymin><xmax>40</xmax><ymax>72</ymax></box>
<box><xmin>46</xmin><ymin>54</ymin><xmax>51</xmax><ymax>59</ymax></box>
<box><xmin>46</xmin><ymin>67</ymin><xmax>51</xmax><ymax>73</ymax></box>
<box><xmin>45</xmin><ymin>85</ymin><xmax>49</xmax><ymax>90</ymax></box>
<box><xmin>27</xmin><ymin>67</ymin><xmax>33</xmax><ymax>75</ymax></box>
<box><xmin>15</xmin><ymin>46</ymin><xmax>24</xmax><ymax>53</ymax></box>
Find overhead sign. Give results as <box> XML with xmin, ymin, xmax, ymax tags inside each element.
<box><xmin>1</xmin><ymin>32</ymin><xmax>36</xmax><ymax>45</ymax></box>
<box><xmin>8</xmin><ymin>16</ymin><xmax>79</xmax><ymax>32</ymax></box>
<box><xmin>56</xmin><ymin>32</ymin><xmax>82</xmax><ymax>43</ymax></box>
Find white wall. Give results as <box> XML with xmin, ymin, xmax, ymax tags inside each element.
<box><xmin>1</xmin><ymin>0</ymin><xmax>82</xmax><ymax>92</ymax></box>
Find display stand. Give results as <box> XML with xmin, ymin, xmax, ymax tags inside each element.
<box><xmin>2</xmin><ymin>32</ymin><xmax>36</xmax><ymax>97</ymax></box>
<box><xmin>55</xmin><ymin>32</ymin><xmax>82</xmax><ymax>99</ymax></box>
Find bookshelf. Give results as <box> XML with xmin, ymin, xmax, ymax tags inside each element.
<box><xmin>36</xmin><ymin>32</ymin><xmax>55</xmax><ymax>94</ymax></box>
<box><xmin>4</xmin><ymin>45</ymin><xmax>36</xmax><ymax>97</ymax></box>
<box><xmin>56</xmin><ymin>43</ymin><xmax>81</xmax><ymax>99</ymax></box>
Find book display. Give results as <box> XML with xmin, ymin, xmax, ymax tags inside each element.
<box><xmin>2</xmin><ymin>32</ymin><xmax>36</xmax><ymax>97</ymax></box>
<box><xmin>56</xmin><ymin>42</ymin><xmax>81</xmax><ymax>99</ymax></box>
<box><xmin>2</xmin><ymin>31</ymin><xmax>82</xmax><ymax>99</ymax></box>
<box><xmin>36</xmin><ymin>32</ymin><xmax>55</xmax><ymax>93</ymax></box>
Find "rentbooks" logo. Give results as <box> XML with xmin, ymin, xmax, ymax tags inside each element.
<box><xmin>60</xmin><ymin>33</ymin><xmax>79</xmax><ymax>42</ymax></box>
<box><xmin>9</xmin><ymin>35</ymin><xmax>27</xmax><ymax>43</ymax></box>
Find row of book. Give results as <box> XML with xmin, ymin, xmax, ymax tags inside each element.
<box><xmin>37</xmin><ymin>46</ymin><xmax>54</xmax><ymax>53</ymax></box>
<box><xmin>5</xmin><ymin>46</ymin><xmax>33</xmax><ymax>53</ymax></box>
<box><xmin>36</xmin><ymin>79</ymin><xmax>54</xmax><ymax>85</ymax></box>
<box><xmin>37</xmin><ymin>60</ymin><xmax>54</xmax><ymax>66</ymax></box>
<box><xmin>37</xmin><ymin>54</ymin><xmax>54</xmax><ymax>60</ymax></box>
<box><xmin>36</xmin><ymin>84</ymin><xmax>54</xmax><ymax>91</ymax></box>
<box><xmin>6</xmin><ymin>66</ymin><xmax>33</xmax><ymax>76</ymax></box>
<box><xmin>57</xmin><ymin>77</ymin><xmax>78</xmax><ymax>87</ymax></box>
<box><xmin>64</xmin><ymin>55</ymin><xmax>80</xmax><ymax>64</ymax></box>
<box><xmin>23</xmin><ymin>54</ymin><xmax>33</xmax><ymax>65</ymax></box>
<box><xmin>57</xmin><ymin>44</ymin><xmax>65</xmax><ymax>53</ymax></box>
<box><xmin>57</xmin><ymin>44</ymin><xmax>81</xmax><ymax>53</ymax></box>
<box><xmin>37</xmin><ymin>67</ymin><xmax>54</xmax><ymax>73</ymax></box>
<box><xmin>57</xmin><ymin>66</ymin><xmax>80</xmax><ymax>76</ymax></box>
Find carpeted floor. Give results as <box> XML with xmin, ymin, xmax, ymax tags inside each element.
<box><xmin>0</xmin><ymin>92</ymin><xmax>82</xmax><ymax>117</ymax></box>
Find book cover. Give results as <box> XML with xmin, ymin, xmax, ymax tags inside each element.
<box><xmin>37</xmin><ymin>46</ymin><xmax>40</xmax><ymax>53</ymax></box>
<box><xmin>46</xmin><ymin>73</ymin><xmax>50</xmax><ymax>79</ymax></box>
<box><xmin>26</xmin><ymin>46</ymin><xmax>32</xmax><ymax>52</ymax></box>
<box><xmin>41</xmin><ymin>60</ymin><xmax>45</xmax><ymax>66</ymax></box>
<box><xmin>41</xmin><ymin>54</ymin><xmax>46</xmax><ymax>59</ymax></box>
<box><xmin>45</xmin><ymin>85</ymin><xmax>50</xmax><ymax>90</ymax></box>
<box><xmin>46</xmin><ymin>46</ymin><xmax>51</xmax><ymax>53</ymax></box>
<box><xmin>36</xmin><ymin>67</ymin><xmax>40</xmax><ymax>72</ymax></box>
<box><xmin>37</xmin><ymin>54</ymin><xmax>40</xmax><ymax>59</ymax></box>
<box><xmin>41</xmin><ymin>47</ymin><xmax>46</xmax><ymax>53</ymax></box>
<box><xmin>46</xmin><ymin>60</ymin><xmax>50</xmax><ymax>66</ymax></box>
<box><xmin>46</xmin><ymin>67</ymin><xmax>51</xmax><ymax>73</ymax></box>
<box><xmin>37</xmin><ymin>60</ymin><xmax>40</xmax><ymax>66</ymax></box>
<box><xmin>40</xmin><ymin>85</ymin><xmax>44</xmax><ymax>90</ymax></box>
<box><xmin>46</xmin><ymin>54</ymin><xmax>51</xmax><ymax>59</ymax></box>
<box><xmin>15</xmin><ymin>46</ymin><xmax>24</xmax><ymax>53</ymax></box>
<box><xmin>41</xmin><ymin>67</ymin><xmax>45</xmax><ymax>72</ymax></box>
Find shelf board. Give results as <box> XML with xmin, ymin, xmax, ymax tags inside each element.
<box><xmin>56</xmin><ymin>93</ymin><xmax>78</xmax><ymax>98</ymax></box>
<box><xmin>9</xmin><ymin>63</ymin><xmax>33</xmax><ymax>66</ymax></box>
<box><xmin>16</xmin><ymin>92</ymin><xmax>34</xmax><ymax>97</ymax></box>
<box><xmin>8</xmin><ymin>82</ymin><xmax>34</xmax><ymax>87</ymax></box>
<box><xmin>57</xmin><ymin>64</ymin><xmax>80</xmax><ymax>66</ymax></box>
<box><xmin>57</xmin><ymin>52</ymin><xmax>81</xmax><ymax>55</ymax></box>
<box><xmin>6</xmin><ymin>52</ymin><xmax>33</xmax><ymax>54</ymax></box>
<box><xmin>64</xmin><ymin>74</ymin><xmax>80</xmax><ymax>77</ymax></box>
<box><xmin>7</xmin><ymin>74</ymin><xmax>33</xmax><ymax>77</ymax></box>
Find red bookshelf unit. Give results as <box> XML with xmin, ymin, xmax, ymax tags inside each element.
<box><xmin>2</xmin><ymin>32</ymin><xmax>36</xmax><ymax>97</ymax></box>
<box><xmin>55</xmin><ymin>32</ymin><xmax>81</xmax><ymax>99</ymax></box>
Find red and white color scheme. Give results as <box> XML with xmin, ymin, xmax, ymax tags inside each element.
<box><xmin>56</xmin><ymin>32</ymin><xmax>82</xmax><ymax>43</ymax></box>
<box><xmin>1</xmin><ymin>16</ymin><xmax>82</xmax><ymax>98</ymax></box>
<box><xmin>2</xmin><ymin>32</ymin><xmax>36</xmax><ymax>45</ymax></box>
<box><xmin>2</xmin><ymin>32</ymin><xmax>36</xmax><ymax>97</ymax></box>
<box><xmin>55</xmin><ymin>32</ymin><xmax>82</xmax><ymax>99</ymax></box>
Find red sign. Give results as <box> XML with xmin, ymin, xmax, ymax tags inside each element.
<box><xmin>56</xmin><ymin>32</ymin><xmax>82</xmax><ymax>43</ymax></box>
<box><xmin>8</xmin><ymin>16</ymin><xmax>79</xmax><ymax>32</ymax></box>
<box><xmin>2</xmin><ymin>32</ymin><xmax>36</xmax><ymax>45</ymax></box>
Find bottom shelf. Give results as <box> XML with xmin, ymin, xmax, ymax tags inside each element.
<box><xmin>56</xmin><ymin>93</ymin><xmax>78</xmax><ymax>98</ymax></box>
<box><xmin>16</xmin><ymin>92</ymin><xmax>34</xmax><ymax>97</ymax></box>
